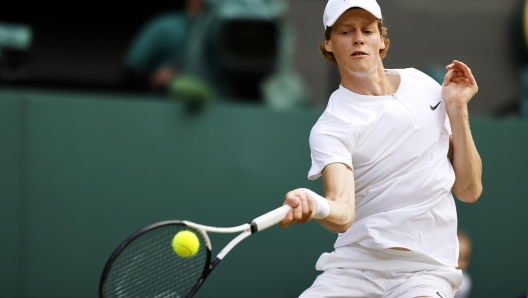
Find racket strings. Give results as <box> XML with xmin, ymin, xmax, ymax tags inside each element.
<box><xmin>104</xmin><ymin>224</ymin><xmax>208</xmax><ymax>298</ymax></box>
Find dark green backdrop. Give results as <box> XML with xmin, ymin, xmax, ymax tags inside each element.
<box><xmin>1</xmin><ymin>90</ymin><xmax>527</xmax><ymax>298</ymax></box>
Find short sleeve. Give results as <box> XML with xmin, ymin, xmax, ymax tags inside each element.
<box><xmin>307</xmin><ymin>113</ymin><xmax>354</xmax><ymax>180</ymax></box>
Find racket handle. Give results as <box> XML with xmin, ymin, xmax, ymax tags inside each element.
<box><xmin>251</xmin><ymin>205</ymin><xmax>292</xmax><ymax>233</ymax></box>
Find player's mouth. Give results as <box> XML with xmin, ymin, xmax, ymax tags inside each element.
<box><xmin>351</xmin><ymin>51</ymin><xmax>368</xmax><ymax>57</ymax></box>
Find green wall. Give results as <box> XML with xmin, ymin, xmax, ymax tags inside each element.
<box><xmin>1</xmin><ymin>89</ymin><xmax>527</xmax><ymax>298</ymax></box>
<box><xmin>457</xmin><ymin>118</ymin><xmax>528</xmax><ymax>297</ymax></box>
<box><xmin>0</xmin><ymin>95</ymin><xmax>26</xmax><ymax>298</ymax></box>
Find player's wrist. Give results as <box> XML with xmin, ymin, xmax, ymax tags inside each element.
<box><xmin>446</xmin><ymin>103</ymin><xmax>469</xmax><ymax>120</ymax></box>
<box><xmin>299</xmin><ymin>188</ymin><xmax>330</xmax><ymax>219</ymax></box>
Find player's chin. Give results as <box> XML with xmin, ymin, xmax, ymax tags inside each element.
<box><xmin>346</xmin><ymin>59</ymin><xmax>370</xmax><ymax>70</ymax></box>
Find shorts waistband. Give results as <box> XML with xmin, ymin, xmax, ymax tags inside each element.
<box><xmin>338</xmin><ymin>243</ymin><xmax>444</xmax><ymax>265</ymax></box>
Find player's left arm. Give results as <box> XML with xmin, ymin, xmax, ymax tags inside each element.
<box><xmin>442</xmin><ymin>60</ymin><xmax>483</xmax><ymax>203</ymax></box>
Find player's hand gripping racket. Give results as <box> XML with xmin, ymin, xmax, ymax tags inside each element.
<box><xmin>99</xmin><ymin>205</ymin><xmax>291</xmax><ymax>298</ymax></box>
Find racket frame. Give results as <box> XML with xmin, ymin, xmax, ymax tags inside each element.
<box><xmin>99</xmin><ymin>205</ymin><xmax>291</xmax><ymax>298</ymax></box>
<box><xmin>99</xmin><ymin>220</ymin><xmax>213</xmax><ymax>298</ymax></box>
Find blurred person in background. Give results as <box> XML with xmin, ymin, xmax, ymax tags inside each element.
<box><xmin>122</xmin><ymin>0</ymin><xmax>204</xmax><ymax>92</ymax></box>
<box><xmin>0</xmin><ymin>23</ymin><xmax>32</xmax><ymax>83</ymax></box>
<box><xmin>454</xmin><ymin>230</ymin><xmax>472</xmax><ymax>298</ymax></box>
<box><xmin>123</xmin><ymin>0</ymin><xmax>307</xmax><ymax>110</ymax></box>
<box><xmin>517</xmin><ymin>0</ymin><xmax>528</xmax><ymax>118</ymax></box>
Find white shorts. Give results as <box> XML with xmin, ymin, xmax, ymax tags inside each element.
<box><xmin>299</xmin><ymin>244</ymin><xmax>462</xmax><ymax>298</ymax></box>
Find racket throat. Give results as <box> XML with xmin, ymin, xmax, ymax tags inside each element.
<box><xmin>249</xmin><ymin>221</ymin><xmax>258</xmax><ymax>234</ymax></box>
<box><xmin>209</xmin><ymin>257</ymin><xmax>221</xmax><ymax>273</ymax></box>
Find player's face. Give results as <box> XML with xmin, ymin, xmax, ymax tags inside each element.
<box><xmin>325</xmin><ymin>9</ymin><xmax>385</xmax><ymax>74</ymax></box>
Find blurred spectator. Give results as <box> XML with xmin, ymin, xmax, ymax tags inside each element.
<box><xmin>0</xmin><ymin>22</ymin><xmax>32</xmax><ymax>83</ymax></box>
<box><xmin>122</xmin><ymin>0</ymin><xmax>204</xmax><ymax>92</ymax></box>
<box><xmin>517</xmin><ymin>0</ymin><xmax>528</xmax><ymax>118</ymax></box>
<box><xmin>520</xmin><ymin>66</ymin><xmax>528</xmax><ymax>118</ymax></box>
<box><xmin>516</xmin><ymin>0</ymin><xmax>528</xmax><ymax>64</ymax></box>
<box><xmin>454</xmin><ymin>229</ymin><xmax>472</xmax><ymax>298</ymax></box>
<box><xmin>122</xmin><ymin>0</ymin><xmax>307</xmax><ymax>110</ymax></box>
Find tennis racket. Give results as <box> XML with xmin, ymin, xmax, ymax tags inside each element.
<box><xmin>99</xmin><ymin>204</ymin><xmax>292</xmax><ymax>298</ymax></box>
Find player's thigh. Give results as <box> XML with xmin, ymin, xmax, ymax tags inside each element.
<box><xmin>387</xmin><ymin>271</ymin><xmax>455</xmax><ymax>298</ymax></box>
<box><xmin>299</xmin><ymin>268</ymin><xmax>384</xmax><ymax>298</ymax></box>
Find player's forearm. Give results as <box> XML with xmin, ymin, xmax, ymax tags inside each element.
<box><xmin>316</xmin><ymin>164</ymin><xmax>356</xmax><ymax>233</ymax></box>
<box><xmin>448</xmin><ymin>105</ymin><xmax>483</xmax><ymax>203</ymax></box>
<box><xmin>316</xmin><ymin>200</ymin><xmax>355</xmax><ymax>233</ymax></box>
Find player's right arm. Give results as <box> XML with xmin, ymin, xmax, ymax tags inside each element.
<box><xmin>280</xmin><ymin>162</ymin><xmax>355</xmax><ymax>233</ymax></box>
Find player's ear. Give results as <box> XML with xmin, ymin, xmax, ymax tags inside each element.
<box><xmin>380</xmin><ymin>36</ymin><xmax>386</xmax><ymax>50</ymax></box>
<box><xmin>324</xmin><ymin>39</ymin><xmax>333</xmax><ymax>53</ymax></box>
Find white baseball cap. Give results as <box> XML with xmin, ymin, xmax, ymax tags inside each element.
<box><xmin>323</xmin><ymin>0</ymin><xmax>382</xmax><ymax>28</ymax></box>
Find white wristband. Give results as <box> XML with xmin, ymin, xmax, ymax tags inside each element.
<box><xmin>299</xmin><ymin>188</ymin><xmax>330</xmax><ymax>219</ymax></box>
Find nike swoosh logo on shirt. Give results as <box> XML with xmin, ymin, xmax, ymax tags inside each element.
<box><xmin>430</xmin><ymin>102</ymin><xmax>441</xmax><ymax>110</ymax></box>
<box><xmin>436</xmin><ymin>292</ymin><xmax>444</xmax><ymax>298</ymax></box>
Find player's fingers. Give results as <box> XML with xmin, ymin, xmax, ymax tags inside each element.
<box><xmin>454</xmin><ymin>60</ymin><xmax>477</xmax><ymax>87</ymax></box>
<box><xmin>284</xmin><ymin>192</ymin><xmax>300</xmax><ymax>208</ymax></box>
<box><xmin>283</xmin><ymin>192</ymin><xmax>300</xmax><ymax>226</ymax></box>
<box><xmin>299</xmin><ymin>192</ymin><xmax>310</xmax><ymax>223</ymax></box>
<box><xmin>443</xmin><ymin>69</ymin><xmax>456</xmax><ymax>86</ymax></box>
<box><xmin>448</xmin><ymin>64</ymin><xmax>464</xmax><ymax>77</ymax></box>
<box><xmin>452</xmin><ymin>61</ymin><xmax>469</xmax><ymax>77</ymax></box>
<box><xmin>453</xmin><ymin>60</ymin><xmax>469</xmax><ymax>71</ymax></box>
<box><xmin>292</xmin><ymin>195</ymin><xmax>303</xmax><ymax>223</ymax></box>
<box><xmin>453</xmin><ymin>77</ymin><xmax>471</xmax><ymax>85</ymax></box>
<box><xmin>447</xmin><ymin>63</ymin><xmax>464</xmax><ymax>77</ymax></box>
<box><xmin>280</xmin><ymin>209</ymin><xmax>294</xmax><ymax>228</ymax></box>
<box><xmin>297</xmin><ymin>193</ymin><xmax>318</xmax><ymax>224</ymax></box>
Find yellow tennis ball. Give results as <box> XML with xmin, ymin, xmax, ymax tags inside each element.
<box><xmin>172</xmin><ymin>230</ymin><xmax>200</xmax><ymax>258</ymax></box>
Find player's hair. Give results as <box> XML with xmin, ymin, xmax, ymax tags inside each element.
<box><xmin>318</xmin><ymin>19</ymin><xmax>390</xmax><ymax>66</ymax></box>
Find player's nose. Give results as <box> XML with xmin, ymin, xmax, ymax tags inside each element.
<box><xmin>353</xmin><ymin>39</ymin><xmax>364</xmax><ymax>46</ymax></box>
<box><xmin>352</xmin><ymin>32</ymin><xmax>365</xmax><ymax>45</ymax></box>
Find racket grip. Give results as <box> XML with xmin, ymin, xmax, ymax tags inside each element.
<box><xmin>252</xmin><ymin>205</ymin><xmax>292</xmax><ymax>233</ymax></box>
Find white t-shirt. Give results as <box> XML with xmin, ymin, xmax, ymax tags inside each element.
<box><xmin>454</xmin><ymin>272</ymin><xmax>472</xmax><ymax>298</ymax></box>
<box><xmin>308</xmin><ymin>68</ymin><xmax>458</xmax><ymax>267</ymax></box>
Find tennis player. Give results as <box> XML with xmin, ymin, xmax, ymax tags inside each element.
<box><xmin>280</xmin><ymin>0</ymin><xmax>482</xmax><ymax>297</ymax></box>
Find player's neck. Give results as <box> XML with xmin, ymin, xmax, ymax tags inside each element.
<box><xmin>339</xmin><ymin>64</ymin><xmax>398</xmax><ymax>97</ymax></box>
